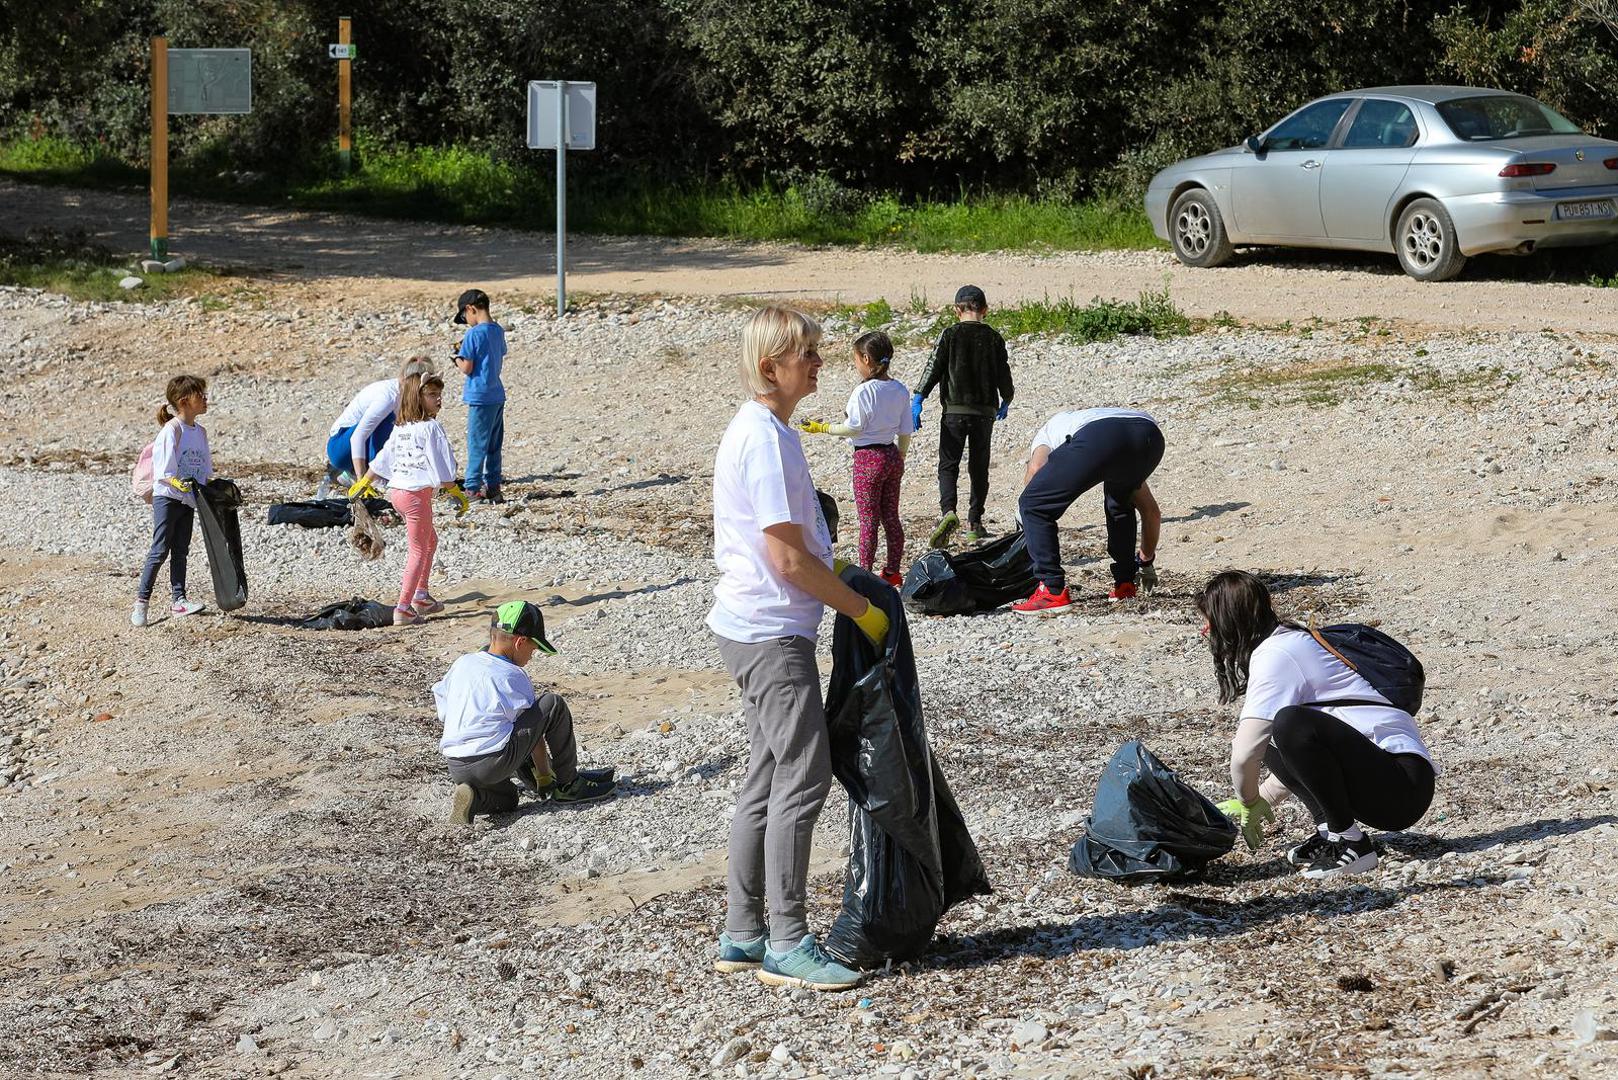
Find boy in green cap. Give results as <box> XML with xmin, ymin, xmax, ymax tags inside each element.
<box><xmin>434</xmin><ymin>601</ymin><xmax>616</xmax><ymax>823</ymax></box>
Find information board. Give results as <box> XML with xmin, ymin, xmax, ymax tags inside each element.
<box><xmin>167</xmin><ymin>49</ymin><xmax>252</xmax><ymax>115</ymax></box>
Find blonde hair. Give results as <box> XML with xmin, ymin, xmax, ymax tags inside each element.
<box><xmin>156</xmin><ymin>374</ymin><xmax>207</xmax><ymax>425</ymax></box>
<box><xmin>399</xmin><ymin>374</ymin><xmax>445</xmax><ymax>423</ymax></box>
<box><xmin>739</xmin><ymin>306</ymin><xmax>821</xmax><ymax>397</ymax></box>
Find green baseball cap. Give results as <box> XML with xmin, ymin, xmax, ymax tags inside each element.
<box><xmin>493</xmin><ymin>601</ymin><xmax>557</xmax><ymax>654</ymax></box>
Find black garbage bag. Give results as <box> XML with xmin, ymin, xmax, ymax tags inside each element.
<box><xmin>299</xmin><ymin>597</ymin><xmax>395</xmax><ymax>631</ymax></box>
<box><xmin>196</xmin><ymin>478</ymin><xmax>248</xmax><ymax>612</ymax></box>
<box><xmin>1068</xmin><ymin>740</ymin><xmax>1237</xmax><ymax>884</ymax></box>
<box><xmin>824</xmin><ymin>569</ymin><xmax>991</xmax><ymax>968</ymax></box>
<box><xmin>267</xmin><ymin>498</ymin><xmax>392</xmax><ymax>529</ymax></box>
<box><xmin>901</xmin><ymin>529</ymin><xmax>1037</xmax><ymax>616</ymax></box>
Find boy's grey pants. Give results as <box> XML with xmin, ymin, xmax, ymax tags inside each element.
<box><xmin>715</xmin><ymin>633</ymin><xmax>834</xmax><ymax>948</ymax></box>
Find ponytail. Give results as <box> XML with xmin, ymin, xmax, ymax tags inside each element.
<box><xmin>156</xmin><ymin>404</ymin><xmax>174</xmax><ymax>426</ymax></box>
<box><xmin>158</xmin><ymin>374</ymin><xmax>206</xmax><ymax>427</ymax></box>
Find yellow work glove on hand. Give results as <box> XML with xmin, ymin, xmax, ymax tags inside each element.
<box><xmin>164</xmin><ymin>477</ymin><xmax>193</xmax><ymax>494</ymax></box>
<box><xmin>851</xmin><ymin>600</ymin><xmax>890</xmax><ymax>648</ymax></box>
<box><xmin>799</xmin><ymin>419</ymin><xmax>832</xmax><ymax>435</ymax></box>
<box><xmin>1216</xmin><ymin>796</ymin><xmax>1275</xmax><ymax>852</ymax></box>
<box><xmin>347</xmin><ymin>476</ymin><xmax>382</xmax><ymax>500</ymax></box>
<box><xmin>443</xmin><ymin>483</ymin><xmax>471</xmax><ymax>517</ymax></box>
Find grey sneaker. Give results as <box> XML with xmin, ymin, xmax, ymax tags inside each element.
<box><xmin>715</xmin><ymin>932</ymin><xmax>767</xmax><ymax>973</ymax></box>
<box><xmin>758</xmin><ymin>934</ymin><xmax>863</xmax><ymax>991</ymax></box>
<box><xmin>449</xmin><ymin>783</ymin><xmax>476</xmax><ymax>825</ymax></box>
<box><xmin>131</xmin><ymin>600</ymin><xmax>149</xmax><ymax>628</ymax></box>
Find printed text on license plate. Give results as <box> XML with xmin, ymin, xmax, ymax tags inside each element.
<box><xmin>1557</xmin><ymin>200</ymin><xmax>1615</xmax><ymax>220</ymax></box>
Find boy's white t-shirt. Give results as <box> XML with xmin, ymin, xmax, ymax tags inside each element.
<box><xmin>1030</xmin><ymin>408</ymin><xmax>1158</xmax><ymax>452</ymax></box>
<box><xmin>844</xmin><ymin>377</ymin><xmax>915</xmax><ymax>447</ymax></box>
<box><xmin>372</xmin><ymin>419</ymin><xmax>458</xmax><ymax>492</ymax></box>
<box><xmin>434</xmin><ymin>650</ymin><xmax>537</xmax><ymax>758</ymax></box>
<box><xmin>1242</xmin><ymin>627</ymin><xmax>1436</xmax><ymax>766</ymax></box>
<box><xmin>151</xmin><ymin>417</ymin><xmax>213</xmax><ymax>508</ymax></box>
<box><xmin>329</xmin><ymin>378</ymin><xmax>401</xmax><ymax>451</ymax></box>
<box><xmin>707</xmin><ymin>400</ymin><xmax>834</xmax><ymax>643</ymax></box>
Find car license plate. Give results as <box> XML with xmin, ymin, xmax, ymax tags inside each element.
<box><xmin>1556</xmin><ymin>199</ymin><xmax>1616</xmax><ymax>220</ymax></box>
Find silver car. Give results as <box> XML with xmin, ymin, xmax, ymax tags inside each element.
<box><xmin>1145</xmin><ymin>86</ymin><xmax>1618</xmax><ymax>281</ymax></box>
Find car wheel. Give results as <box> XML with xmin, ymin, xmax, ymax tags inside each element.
<box><xmin>1396</xmin><ymin>199</ymin><xmax>1467</xmax><ymax>282</ymax></box>
<box><xmin>1169</xmin><ymin>189</ymin><xmax>1234</xmax><ymax>268</ymax></box>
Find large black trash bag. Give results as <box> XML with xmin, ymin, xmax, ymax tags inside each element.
<box><xmin>299</xmin><ymin>598</ymin><xmax>395</xmax><ymax>630</ymax></box>
<box><xmin>1069</xmin><ymin>740</ymin><xmax>1237</xmax><ymax>884</ymax></box>
<box><xmin>901</xmin><ymin>529</ymin><xmax>1037</xmax><ymax>616</ymax></box>
<box><xmin>267</xmin><ymin>498</ymin><xmax>391</xmax><ymax>529</ymax></box>
<box><xmin>824</xmin><ymin>570</ymin><xmax>991</xmax><ymax>967</ymax></box>
<box><xmin>196</xmin><ymin>478</ymin><xmax>248</xmax><ymax>612</ymax></box>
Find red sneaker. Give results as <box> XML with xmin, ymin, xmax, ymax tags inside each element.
<box><xmin>880</xmin><ymin>571</ymin><xmax>904</xmax><ymax>588</ymax></box>
<box><xmin>1011</xmin><ymin>583</ymin><xmax>1072</xmax><ymax>615</ymax></box>
<box><xmin>1108</xmin><ymin>581</ymin><xmax>1138</xmax><ymax>602</ymax></box>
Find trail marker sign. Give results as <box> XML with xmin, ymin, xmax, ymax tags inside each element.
<box><xmin>328</xmin><ymin>44</ymin><xmax>357</xmax><ymax>60</ymax></box>
<box><xmin>526</xmin><ymin>80</ymin><xmax>597</xmax><ymax>317</ymax></box>
<box><xmin>167</xmin><ymin>49</ymin><xmax>252</xmax><ymax>115</ymax></box>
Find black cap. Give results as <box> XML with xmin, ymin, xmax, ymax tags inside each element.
<box><xmin>954</xmin><ymin>285</ymin><xmax>987</xmax><ymax>309</ymax></box>
<box><xmin>453</xmin><ymin>288</ymin><xmax>490</xmax><ymax>325</ymax></box>
<box><xmin>492</xmin><ymin>601</ymin><xmax>557</xmax><ymax>655</ymax></box>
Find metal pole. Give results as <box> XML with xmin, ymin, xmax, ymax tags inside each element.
<box><xmin>151</xmin><ymin>37</ymin><xmax>169</xmax><ymax>260</ymax></box>
<box><xmin>556</xmin><ymin>79</ymin><xmax>567</xmax><ymax>317</ymax></box>
<box><xmin>338</xmin><ymin>17</ymin><xmax>352</xmax><ymax>175</ymax></box>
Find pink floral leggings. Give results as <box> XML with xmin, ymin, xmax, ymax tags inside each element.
<box><xmin>851</xmin><ymin>444</ymin><xmax>905</xmax><ymax>575</ymax></box>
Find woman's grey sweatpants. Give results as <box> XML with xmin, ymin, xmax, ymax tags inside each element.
<box><xmin>715</xmin><ymin>633</ymin><xmax>834</xmax><ymax>949</ymax></box>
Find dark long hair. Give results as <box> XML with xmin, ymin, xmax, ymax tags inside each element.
<box><xmin>1195</xmin><ymin>570</ymin><xmax>1286</xmax><ymax>704</ymax></box>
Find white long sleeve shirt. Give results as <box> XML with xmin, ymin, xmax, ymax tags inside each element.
<box><xmin>151</xmin><ymin>418</ymin><xmax>213</xmax><ymax>508</ymax></box>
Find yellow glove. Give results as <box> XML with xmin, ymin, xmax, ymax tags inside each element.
<box><xmin>164</xmin><ymin>477</ymin><xmax>193</xmax><ymax>494</ymax></box>
<box><xmin>833</xmin><ymin>558</ymin><xmax>852</xmax><ymax>576</ymax></box>
<box><xmin>347</xmin><ymin>476</ymin><xmax>382</xmax><ymax>500</ymax></box>
<box><xmin>799</xmin><ymin>419</ymin><xmax>832</xmax><ymax>435</ymax></box>
<box><xmin>443</xmin><ymin>483</ymin><xmax>471</xmax><ymax>517</ymax></box>
<box><xmin>1216</xmin><ymin>796</ymin><xmax>1276</xmax><ymax>851</ymax></box>
<box><xmin>851</xmin><ymin>600</ymin><xmax>889</xmax><ymax>647</ymax></box>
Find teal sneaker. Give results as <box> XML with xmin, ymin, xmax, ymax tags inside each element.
<box><xmin>714</xmin><ymin>932</ymin><xmax>767</xmax><ymax>973</ymax></box>
<box><xmin>928</xmin><ymin>511</ymin><xmax>960</xmax><ymax>549</ymax></box>
<box><xmin>757</xmin><ymin>935</ymin><xmax>863</xmax><ymax>991</ymax></box>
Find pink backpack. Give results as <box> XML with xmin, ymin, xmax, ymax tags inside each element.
<box><xmin>131</xmin><ymin>442</ymin><xmax>154</xmax><ymax>504</ymax></box>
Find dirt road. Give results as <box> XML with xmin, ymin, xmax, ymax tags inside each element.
<box><xmin>4</xmin><ymin>178</ymin><xmax>1617</xmax><ymax>333</ymax></box>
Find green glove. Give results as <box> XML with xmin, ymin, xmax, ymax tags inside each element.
<box><xmin>347</xmin><ymin>476</ymin><xmax>382</xmax><ymax>500</ymax></box>
<box><xmin>443</xmin><ymin>483</ymin><xmax>471</xmax><ymax>517</ymax></box>
<box><xmin>851</xmin><ymin>600</ymin><xmax>889</xmax><ymax>647</ymax></box>
<box><xmin>1216</xmin><ymin>796</ymin><xmax>1275</xmax><ymax>851</ymax></box>
<box><xmin>799</xmin><ymin>419</ymin><xmax>832</xmax><ymax>435</ymax></box>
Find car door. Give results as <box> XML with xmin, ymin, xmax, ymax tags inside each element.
<box><xmin>1321</xmin><ymin>98</ymin><xmax>1421</xmax><ymax>242</ymax></box>
<box><xmin>1232</xmin><ymin>98</ymin><xmax>1353</xmax><ymax>240</ymax></box>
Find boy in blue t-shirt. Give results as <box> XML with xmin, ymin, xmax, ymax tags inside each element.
<box><xmin>453</xmin><ymin>288</ymin><xmax>508</xmax><ymax>503</ymax></box>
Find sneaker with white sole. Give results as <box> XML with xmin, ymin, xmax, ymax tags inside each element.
<box><xmin>1302</xmin><ymin>835</ymin><xmax>1380</xmax><ymax>879</ymax></box>
<box><xmin>131</xmin><ymin>601</ymin><xmax>149</xmax><ymax>627</ymax></box>
<box><xmin>757</xmin><ymin>934</ymin><xmax>863</xmax><ymax>991</ymax></box>
<box><xmin>412</xmin><ymin>593</ymin><xmax>446</xmax><ymax>615</ymax></box>
<box><xmin>1287</xmin><ymin>831</ymin><xmax>1333</xmax><ymax>867</ymax></box>
<box><xmin>715</xmin><ymin>932</ymin><xmax>768</xmax><ymax>973</ymax></box>
<box><xmin>171</xmin><ymin>598</ymin><xmax>206</xmax><ymax>617</ymax></box>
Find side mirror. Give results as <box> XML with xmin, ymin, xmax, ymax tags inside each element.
<box><xmin>1244</xmin><ymin>134</ymin><xmax>1265</xmax><ymax>154</ymax></box>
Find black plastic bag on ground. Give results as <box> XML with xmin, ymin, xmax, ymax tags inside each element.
<box><xmin>1069</xmin><ymin>740</ymin><xmax>1237</xmax><ymax>884</ymax></box>
<box><xmin>299</xmin><ymin>598</ymin><xmax>394</xmax><ymax>631</ymax></box>
<box><xmin>196</xmin><ymin>478</ymin><xmax>248</xmax><ymax>612</ymax></box>
<box><xmin>901</xmin><ymin>530</ymin><xmax>1037</xmax><ymax>616</ymax></box>
<box><xmin>267</xmin><ymin>498</ymin><xmax>391</xmax><ymax>529</ymax></box>
<box><xmin>824</xmin><ymin>570</ymin><xmax>991</xmax><ymax>968</ymax></box>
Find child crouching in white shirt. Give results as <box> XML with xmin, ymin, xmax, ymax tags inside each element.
<box><xmin>350</xmin><ymin>374</ymin><xmax>469</xmax><ymax>625</ymax></box>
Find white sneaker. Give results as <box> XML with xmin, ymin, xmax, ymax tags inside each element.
<box><xmin>131</xmin><ymin>601</ymin><xmax>149</xmax><ymax>627</ymax></box>
<box><xmin>171</xmin><ymin>598</ymin><xmax>207</xmax><ymax>617</ymax></box>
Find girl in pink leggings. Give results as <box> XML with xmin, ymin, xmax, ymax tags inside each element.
<box><xmin>801</xmin><ymin>331</ymin><xmax>914</xmax><ymax>586</ymax></box>
<box><xmin>351</xmin><ymin>374</ymin><xmax>470</xmax><ymax>625</ymax></box>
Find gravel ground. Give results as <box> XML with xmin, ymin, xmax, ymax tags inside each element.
<box><xmin>1</xmin><ymin>278</ymin><xmax>1617</xmax><ymax>1080</ymax></box>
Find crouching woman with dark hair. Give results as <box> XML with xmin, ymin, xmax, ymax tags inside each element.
<box><xmin>1194</xmin><ymin>570</ymin><xmax>1439</xmax><ymax>880</ymax></box>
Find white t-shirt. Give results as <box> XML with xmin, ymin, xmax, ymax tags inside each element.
<box><xmin>151</xmin><ymin>417</ymin><xmax>213</xmax><ymax>508</ymax></box>
<box><xmin>434</xmin><ymin>650</ymin><xmax>537</xmax><ymax>758</ymax></box>
<box><xmin>1242</xmin><ymin>627</ymin><xmax>1436</xmax><ymax>766</ymax></box>
<box><xmin>329</xmin><ymin>378</ymin><xmax>401</xmax><ymax>464</ymax></box>
<box><xmin>844</xmin><ymin>377</ymin><xmax>914</xmax><ymax>447</ymax></box>
<box><xmin>1030</xmin><ymin>408</ymin><xmax>1158</xmax><ymax>452</ymax></box>
<box><xmin>707</xmin><ymin>400</ymin><xmax>834</xmax><ymax>643</ymax></box>
<box><xmin>372</xmin><ymin>419</ymin><xmax>458</xmax><ymax>492</ymax></box>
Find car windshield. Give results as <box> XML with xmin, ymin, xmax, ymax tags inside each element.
<box><xmin>1436</xmin><ymin>95</ymin><xmax>1583</xmax><ymax>141</ymax></box>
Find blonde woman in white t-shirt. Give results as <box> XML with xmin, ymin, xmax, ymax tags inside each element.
<box><xmin>349</xmin><ymin>375</ymin><xmax>470</xmax><ymax>625</ymax></box>
<box><xmin>706</xmin><ymin>306</ymin><xmax>890</xmax><ymax>992</ymax></box>
<box><xmin>1196</xmin><ymin>571</ymin><xmax>1437</xmax><ymax>880</ymax></box>
<box><xmin>800</xmin><ymin>330</ymin><xmax>915</xmax><ymax>586</ymax></box>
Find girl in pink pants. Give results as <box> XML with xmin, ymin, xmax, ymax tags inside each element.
<box><xmin>352</xmin><ymin>374</ymin><xmax>470</xmax><ymax>625</ymax></box>
<box><xmin>800</xmin><ymin>331</ymin><xmax>915</xmax><ymax>586</ymax></box>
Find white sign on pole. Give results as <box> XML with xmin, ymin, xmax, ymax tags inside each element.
<box><xmin>526</xmin><ymin>81</ymin><xmax>596</xmax><ymax>151</ymax></box>
<box><xmin>328</xmin><ymin>44</ymin><xmax>357</xmax><ymax>60</ymax></box>
<box><xmin>167</xmin><ymin>49</ymin><xmax>252</xmax><ymax>115</ymax></box>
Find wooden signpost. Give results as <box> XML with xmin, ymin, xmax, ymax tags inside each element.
<box><xmin>149</xmin><ymin>40</ymin><xmax>252</xmax><ymax>262</ymax></box>
<box><xmin>337</xmin><ymin>17</ymin><xmax>353</xmax><ymax>174</ymax></box>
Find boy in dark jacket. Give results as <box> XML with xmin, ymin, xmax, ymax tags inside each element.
<box><xmin>912</xmin><ymin>285</ymin><xmax>1014</xmax><ymax>545</ymax></box>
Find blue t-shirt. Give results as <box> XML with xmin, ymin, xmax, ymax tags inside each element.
<box><xmin>457</xmin><ymin>321</ymin><xmax>507</xmax><ymax>405</ymax></box>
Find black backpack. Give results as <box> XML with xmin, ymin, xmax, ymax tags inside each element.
<box><xmin>1306</xmin><ymin>622</ymin><xmax>1425</xmax><ymax>715</ymax></box>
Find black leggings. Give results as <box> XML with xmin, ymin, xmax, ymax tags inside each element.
<box><xmin>1265</xmin><ymin>706</ymin><xmax>1435</xmax><ymax>834</ymax></box>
